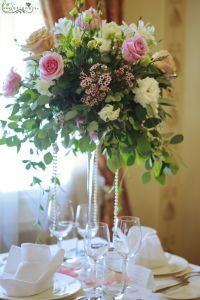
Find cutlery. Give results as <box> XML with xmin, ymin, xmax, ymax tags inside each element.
<box><xmin>175</xmin><ymin>271</ymin><xmax>200</xmax><ymax>280</ymax></box>
<box><xmin>153</xmin><ymin>280</ymin><xmax>189</xmax><ymax>293</ymax></box>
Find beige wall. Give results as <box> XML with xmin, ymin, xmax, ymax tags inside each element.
<box><xmin>123</xmin><ymin>0</ymin><xmax>200</xmax><ymax>264</ymax></box>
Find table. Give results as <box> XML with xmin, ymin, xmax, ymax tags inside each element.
<box><xmin>1</xmin><ymin>248</ymin><xmax>200</xmax><ymax>300</ymax></box>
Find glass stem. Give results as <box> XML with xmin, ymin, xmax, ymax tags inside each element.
<box><xmin>94</xmin><ymin>259</ymin><xmax>99</xmax><ymax>294</ymax></box>
<box><xmin>58</xmin><ymin>238</ymin><xmax>62</xmax><ymax>248</ymax></box>
<box><xmin>121</xmin><ymin>258</ymin><xmax>128</xmax><ymax>294</ymax></box>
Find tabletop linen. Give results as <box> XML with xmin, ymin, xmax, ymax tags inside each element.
<box><xmin>0</xmin><ymin>244</ymin><xmax>200</xmax><ymax>300</ymax></box>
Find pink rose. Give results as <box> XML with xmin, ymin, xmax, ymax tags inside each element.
<box><xmin>75</xmin><ymin>8</ymin><xmax>101</xmax><ymax>30</ymax></box>
<box><xmin>3</xmin><ymin>68</ymin><xmax>21</xmax><ymax>97</ymax></box>
<box><xmin>122</xmin><ymin>36</ymin><xmax>148</xmax><ymax>63</ymax></box>
<box><xmin>39</xmin><ymin>52</ymin><xmax>64</xmax><ymax>80</ymax></box>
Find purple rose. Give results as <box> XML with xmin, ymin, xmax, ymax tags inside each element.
<box><xmin>122</xmin><ymin>36</ymin><xmax>148</xmax><ymax>63</ymax></box>
<box><xmin>39</xmin><ymin>52</ymin><xmax>64</xmax><ymax>80</ymax></box>
<box><xmin>3</xmin><ymin>68</ymin><xmax>21</xmax><ymax>97</ymax></box>
<box><xmin>75</xmin><ymin>8</ymin><xmax>101</xmax><ymax>30</ymax></box>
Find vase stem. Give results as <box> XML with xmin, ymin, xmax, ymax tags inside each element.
<box><xmin>87</xmin><ymin>147</ymin><xmax>98</xmax><ymax>224</ymax></box>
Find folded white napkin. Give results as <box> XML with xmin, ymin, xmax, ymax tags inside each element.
<box><xmin>0</xmin><ymin>243</ymin><xmax>64</xmax><ymax>297</ymax></box>
<box><xmin>133</xmin><ymin>227</ymin><xmax>167</xmax><ymax>268</ymax></box>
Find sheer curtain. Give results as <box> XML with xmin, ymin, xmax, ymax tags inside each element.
<box><xmin>0</xmin><ymin>2</ymin><xmax>89</xmax><ymax>252</ymax></box>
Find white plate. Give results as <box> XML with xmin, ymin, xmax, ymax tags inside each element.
<box><xmin>152</xmin><ymin>253</ymin><xmax>188</xmax><ymax>276</ymax></box>
<box><xmin>107</xmin><ymin>252</ymin><xmax>188</xmax><ymax>276</ymax></box>
<box><xmin>159</xmin><ymin>277</ymin><xmax>200</xmax><ymax>299</ymax></box>
<box><xmin>0</xmin><ymin>273</ymin><xmax>81</xmax><ymax>300</ymax></box>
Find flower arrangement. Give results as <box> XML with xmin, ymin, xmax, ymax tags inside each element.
<box><xmin>1</xmin><ymin>0</ymin><xmax>183</xmax><ymax>186</ymax></box>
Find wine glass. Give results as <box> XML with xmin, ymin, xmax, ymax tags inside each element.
<box><xmin>76</xmin><ymin>203</ymin><xmax>98</xmax><ymax>255</ymax></box>
<box><xmin>84</xmin><ymin>222</ymin><xmax>110</xmax><ymax>297</ymax></box>
<box><xmin>113</xmin><ymin>216</ymin><xmax>141</xmax><ymax>297</ymax></box>
<box><xmin>48</xmin><ymin>200</ymin><xmax>74</xmax><ymax>249</ymax></box>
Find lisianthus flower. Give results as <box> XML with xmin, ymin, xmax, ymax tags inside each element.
<box><xmin>39</xmin><ymin>52</ymin><xmax>64</xmax><ymax>80</ymax></box>
<box><xmin>75</xmin><ymin>8</ymin><xmax>101</xmax><ymax>30</ymax></box>
<box><xmin>95</xmin><ymin>37</ymin><xmax>111</xmax><ymax>52</ymax></box>
<box><xmin>98</xmin><ymin>104</ymin><xmax>120</xmax><ymax>121</ymax></box>
<box><xmin>3</xmin><ymin>68</ymin><xmax>21</xmax><ymax>97</ymax></box>
<box><xmin>122</xmin><ymin>36</ymin><xmax>148</xmax><ymax>63</ymax></box>
<box><xmin>102</xmin><ymin>21</ymin><xmax>122</xmax><ymax>39</ymax></box>
<box><xmin>133</xmin><ymin>77</ymin><xmax>160</xmax><ymax>113</ymax></box>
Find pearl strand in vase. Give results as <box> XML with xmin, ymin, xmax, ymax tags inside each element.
<box><xmin>92</xmin><ymin>147</ymin><xmax>98</xmax><ymax>223</ymax></box>
<box><xmin>113</xmin><ymin>169</ymin><xmax>119</xmax><ymax>229</ymax></box>
<box><xmin>51</xmin><ymin>143</ymin><xmax>59</xmax><ymax>233</ymax></box>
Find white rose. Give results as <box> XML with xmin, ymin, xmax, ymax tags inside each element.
<box><xmin>98</xmin><ymin>104</ymin><xmax>120</xmax><ymax>122</ymax></box>
<box><xmin>35</xmin><ymin>79</ymin><xmax>55</xmax><ymax>96</ymax></box>
<box><xmin>95</xmin><ymin>37</ymin><xmax>111</xmax><ymax>52</ymax></box>
<box><xmin>133</xmin><ymin>77</ymin><xmax>160</xmax><ymax>113</ymax></box>
<box><xmin>102</xmin><ymin>21</ymin><xmax>122</xmax><ymax>39</ymax></box>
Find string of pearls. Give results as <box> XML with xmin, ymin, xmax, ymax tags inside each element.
<box><xmin>51</xmin><ymin>143</ymin><xmax>59</xmax><ymax>232</ymax></box>
<box><xmin>113</xmin><ymin>169</ymin><xmax>119</xmax><ymax>228</ymax></box>
<box><xmin>93</xmin><ymin>147</ymin><xmax>98</xmax><ymax>223</ymax></box>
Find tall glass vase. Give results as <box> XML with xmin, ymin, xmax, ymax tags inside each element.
<box><xmin>87</xmin><ymin>147</ymin><xmax>98</xmax><ymax>224</ymax></box>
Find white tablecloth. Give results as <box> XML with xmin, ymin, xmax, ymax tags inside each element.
<box><xmin>0</xmin><ymin>245</ymin><xmax>200</xmax><ymax>300</ymax></box>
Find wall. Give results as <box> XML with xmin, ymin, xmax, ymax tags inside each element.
<box><xmin>123</xmin><ymin>0</ymin><xmax>200</xmax><ymax>264</ymax></box>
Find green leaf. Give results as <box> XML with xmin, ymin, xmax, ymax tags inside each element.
<box><xmin>142</xmin><ymin>171</ymin><xmax>151</xmax><ymax>184</ymax></box>
<box><xmin>37</xmin><ymin>95</ymin><xmax>50</xmax><ymax>106</ymax></box>
<box><xmin>38</xmin><ymin>130</ymin><xmax>47</xmax><ymax>139</ymax></box>
<box><xmin>87</xmin><ymin>121</ymin><xmax>98</xmax><ymax>132</ymax></box>
<box><xmin>126</xmin><ymin>154</ymin><xmax>135</xmax><ymax>166</ymax></box>
<box><xmin>144</xmin><ymin>118</ymin><xmax>162</xmax><ymax>128</ymax></box>
<box><xmin>31</xmin><ymin>176</ymin><xmax>42</xmax><ymax>186</ymax></box>
<box><xmin>155</xmin><ymin>173</ymin><xmax>166</xmax><ymax>185</ymax></box>
<box><xmin>44</xmin><ymin>152</ymin><xmax>53</xmax><ymax>165</ymax></box>
<box><xmin>137</xmin><ymin>136</ymin><xmax>151</xmax><ymax>157</ymax></box>
<box><xmin>8</xmin><ymin>122</ymin><xmax>18</xmax><ymax>129</ymax></box>
<box><xmin>170</xmin><ymin>134</ymin><xmax>184</xmax><ymax>144</ymax></box>
<box><xmin>153</xmin><ymin>160</ymin><xmax>162</xmax><ymax>177</ymax></box>
<box><xmin>22</xmin><ymin>119</ymin><xmax>36</xmax><ymax>130</ymax></box>
<box><xmin>64</xmin><ymin>110</ymin><xmax>78</xmax><ymax>121</ymax></box>
<box><xmin>0</xmin><ymin>138</ymin><xmax>6</xmax><ymax>145</ymax></box>
<box><xmin>11</xmin><ymin>103</ymin><xmax>20</xmax><ymax>115</ymax></box>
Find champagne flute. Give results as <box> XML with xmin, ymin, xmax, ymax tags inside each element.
<box><xmin>48</xmin><ymin>200</ymin><xmax>74</xmax><ymax>249</ymax></box>
<box><xmin>113</xmin><ymin>216</ymin><xmax>141</xmax><ymax>297</ymax></box>
<box><xmin>84</xmin><ymin>222</ymin><xmax>110</xmax><ymax>297</ymax></box>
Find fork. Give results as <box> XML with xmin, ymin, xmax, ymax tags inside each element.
<box><xmin>153</xmin><ymin>279</ymin><xmax>189</xmax><ymax>293</ymax></box>
<box><xmin>174</xmin><ymin>271</ymin><xmax>200</xmax><ymax>280</ymax></box>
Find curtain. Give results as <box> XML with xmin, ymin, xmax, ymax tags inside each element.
<box><xmin>39</xmin><ymin>0</ymin><xmax>131</xmax><ymax>230</ymax></box>
<box><xmin>40</xmin><ymin>0</ymin><xmax>124</xmax><ymax>28</ymax></box>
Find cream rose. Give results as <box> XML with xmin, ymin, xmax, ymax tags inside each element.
<box><xmin>21</xmin><ymin>27</ymin><xmax>54</xmax><ymax>56</ymax></box>
<box><xmin>98</xmin><ymin>104</ymin><xmax>120</xmax><ymax>122</ymax></box>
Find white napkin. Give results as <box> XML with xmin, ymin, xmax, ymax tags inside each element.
<box><xmin>0</xmin><ymin>243</ymin><xmax>64</xmax><ymax>297</ymax></box>
<box><xmin>133</xmin><ymin>228</ymin><xmax>167</xmax><ymax>269</ymax></box>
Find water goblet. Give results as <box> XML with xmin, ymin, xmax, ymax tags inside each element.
<box><xmin>113</xmin><ymin>216</ymin><xmax>142</xmax><ymax>298</ymax></box>
<box><xmin>84</xmin><ymin>222</ymin><xmax>110</xmax><ymax>298</ymax></box>
<box><xmin>48</xmin><ymin>199</ymin><xmax>74</xmax><ymax>249</ymax></box>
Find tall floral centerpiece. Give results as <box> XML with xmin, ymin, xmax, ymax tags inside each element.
<box><xmin>1</xmin><ymin>0</ymin><xmax>183</xmax><ymax>225</ymax></box>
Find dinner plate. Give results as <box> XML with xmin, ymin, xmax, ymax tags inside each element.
<box><xmin>152</xmin><ymin>253</ymin><xmax>188</xmax><ymax>276</ymax></box>
<box><xmin>159</xmin><ymin>277</ymin><xmax>200</xmax><ymax>299</ymax></box>
<box><xmin>106</xmin><ymin>252</ymin><xmax>188</xmax><ymax>276</ymax></box>
<box><xmin>0</xmin><ymin>273</ymin><xmax>81</xmax><ymax>300</ymax></box>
